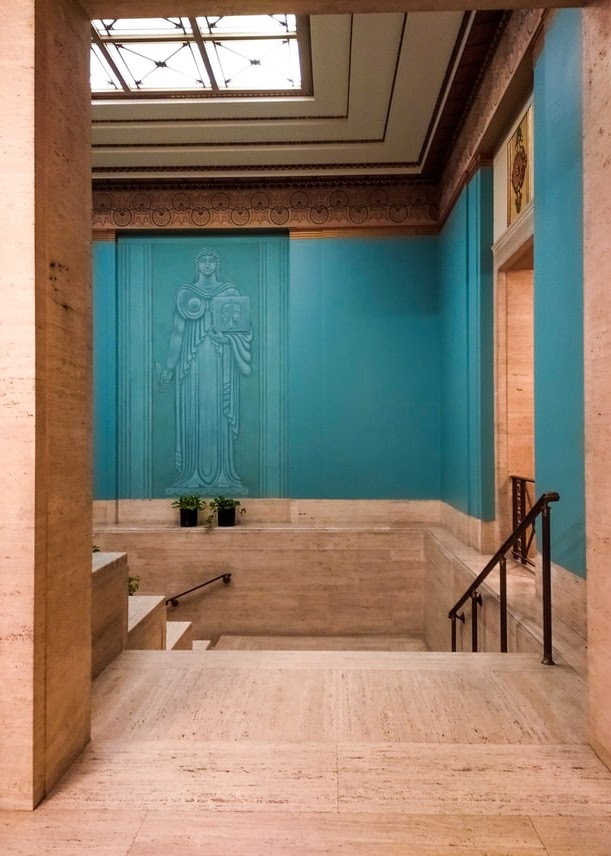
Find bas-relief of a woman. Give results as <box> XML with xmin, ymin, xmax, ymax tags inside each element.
<box><xmin>159</xmin><ymin>248</ymin><xmax>253</xmax><ymax>495</ymax></box>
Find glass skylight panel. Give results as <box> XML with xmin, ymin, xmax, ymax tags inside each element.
<box><xmin>90</xmin><ymin>14</ymin><xmax>306</xmax><ymax>98</ymax></box>
<box><xmin>199</xmin><ymin>15</ymin><xmax>296</xmax><ymax>35</ymax></box>
<box><xmin>90</xmin><ymin>45</ymin><xmax>121</xmax><ymax>91</ymax></box>
<box><xmin>210</xmin><ymin>39</ymin><xmax>300</xmax><ymax>89</ymax></box>
<box><xmin>105</xmin><ymin>42</ymin><xmax>208</xmax><ymax>90</ymax></box>
<box><xmin>93</xmin><ymin>18</ymin><xmax>190</xmax><ymax>37</ymax></box>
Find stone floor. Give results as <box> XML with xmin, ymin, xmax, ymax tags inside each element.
<box><xmin>1</xmin><ymin>646</ymin><xmax>611</xmax><ymax>854</ymax></box>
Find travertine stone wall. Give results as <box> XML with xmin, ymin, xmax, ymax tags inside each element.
<box><xmin>94</xmin><ymin>526</ymin><xmax>425</xmax><ymax>641</ymax></box>
<box><xmin>583</xmin><ymin>0</ymin><xmax>611</xmax><ymax>771</ymax></box>
<box><xmin>505</xmin><ymin>270</ymin><xmax>535</xmax><ymax>482</ymax></box>
<box><xmin>93</xmin><ymin>500</ymin><xmax>429</xmax><ymax>640</ymax></box>
<box><xmin>92</xmin><ymin>553</ymin><xmax>128</xmax><ymax>678</ymax></box>
<box><xmin>0</xmin><ymin>0</ymin><xmax>92</xmax><ymax>809</ymax></box>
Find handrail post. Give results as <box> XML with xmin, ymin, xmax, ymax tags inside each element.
<box><xmin>450</xmin><ymin>611</ymin><xmax>465</xmax><ymax>652</ymax></box>
<box><xmin>541</xmin><ymin>502</ymin><xmax>555</xmax><ymax>665</ymax></box>
<box><xmin>519</xmin><ymin>478</ymin><xmax>527</xmax><ymax>561</ymax></box>
<box><xmin>471</xmin><ymin>591</ymin><xmax>482</xmax><ymax>652</ymax></box>
<box><xmin>499</xmin><ymin>555</ymin><xmax>508</xmax><ymax>653</ymax></box>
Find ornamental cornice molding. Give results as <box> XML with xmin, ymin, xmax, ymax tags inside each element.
<box><xmin>439</xmin><ymin>8</ymin><xmax>546</xmax><ymax>220</ymax></box>
<box><xmin>92</xmin><ymin>180</ymin><xmax>440</xmax><ymax>232</ymax></box>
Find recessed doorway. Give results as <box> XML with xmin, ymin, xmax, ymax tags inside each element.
<box><xmin>496</xmin><ymin>237</ymin><xmax>535</xmax><ymax>545</ymax></box>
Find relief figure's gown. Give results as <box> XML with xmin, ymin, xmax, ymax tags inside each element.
<box><xmin>166</xmin><ymin>277</ymin><xmax>252</xmax><ymax>494</ymax></box>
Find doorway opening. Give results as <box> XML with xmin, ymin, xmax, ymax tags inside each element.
<box><xmin>496</xmin><ymin>237</ymin><xmax>535</xmax><ymax>550</ymax></box>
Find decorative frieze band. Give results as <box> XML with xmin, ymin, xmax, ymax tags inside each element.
<box><xmin>92</xmin><ymin>181</ymin><xmax>440</xmax><ymax>233</ymax></box>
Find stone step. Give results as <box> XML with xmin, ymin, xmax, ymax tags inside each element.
<box><xmin>213</xmin><ymin>634</ymin><xmax>429</xmax><ymax>651</ymax></box>
<box><xmin>127</xmin><ymin>595</ymin><xmax>166</xmax><ymax>651</ymax></box>
<box><xmin>90</xmin><ymin>648</ymin><xmax>587</xmax><ymax>749</ymax></box>
<box><xmin>192</xmin><ymin>639</ymin><xmax>212</xmax><ymax>651</ymax></box>
<box><xmin>165</xmin><ymin>620</ymin><xmax>193</xmax><ymax>651</ymax></box>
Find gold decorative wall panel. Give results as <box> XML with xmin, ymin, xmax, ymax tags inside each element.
<box><xmin>507</xmin><ymin>107</ymin><xmax>533</xmax><ymax>226</ymax></box>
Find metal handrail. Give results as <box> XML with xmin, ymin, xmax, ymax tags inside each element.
<box><xmin>448</xmin><ymin>491</ymin><xmax>559</xmax><ymax>664</ymax></box>
<box><xmin>166</xmin><ymin>572</ymin><xmax>231</xmax><ymax>607</ymax></box>
<box><xmin>510</xmin><ymin>475</ymin><xmax>536</xmax><ymax>565</ymax></box>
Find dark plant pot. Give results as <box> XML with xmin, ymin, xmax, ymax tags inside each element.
<box><xmin>217</xmin><ymin>507</ymin><xmax>236</xmax><ymax>527</ymax></box>
<box><xmin>179</xmin><ymin>508</ymin><xmax>198</xmax><ymax>527</ymax></box>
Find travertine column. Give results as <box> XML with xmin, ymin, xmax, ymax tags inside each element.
<box><xmin>583</xmin><ymin>1</ymin><xmax>611</xmax><ymax>769</ymax></box>
<box><xmin>0</xmin><ymin>0</ymin><xmax>92</xmax><ymax>809</ymax></box>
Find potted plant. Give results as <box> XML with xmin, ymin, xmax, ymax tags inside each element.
<box><xmin>208</xmin><ymin>495</ymin><xmax>245</xmax><ymax>527</ymax></box>
<box><xmin>171</xmin><ymin>494</ymin><xmax>205</xmax><ymax>527</ymax></box>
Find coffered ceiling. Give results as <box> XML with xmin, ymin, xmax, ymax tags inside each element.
<box><xmin>91</xmin><ymin>10</ymin><xmax>508</xmax><ymax>182</ymax></box>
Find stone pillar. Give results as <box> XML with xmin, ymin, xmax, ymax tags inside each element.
<box><xmin>583</xmin><ymin>0</ymin><xmax>611</xmax><ymax>770</ymax></box>
<box><xmin>0</xmin><ymin>0</ymin><xmax>92</xmax><ymax>809</ymax></box>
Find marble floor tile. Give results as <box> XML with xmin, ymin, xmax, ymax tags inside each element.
<box><xmin>337</xmin><ymin>742</ymin><xmax>611</xmax><ymax>815</ymax></box>
<box><xmin>530</xmin><ymin>815</ymin><xmax>611</xmax><ymax>855</ymax></box>
<box><xmin>43</xmin><ymin>741</ymin><xmax>338</xmax><ymax>813</ymax></box>
<box><xmin>0</xmin><ymin>809</ymin><xmax>145</xmax><ymax>855</ymax></box>
<box><xmin>129</xmin><ymin>811</ymin><xmax>547</xmax><ymax>855</ymax></box>
<box><xmin>337</xmin><ymin>660</ymin><xmax>583</xmax><ymax>745</ymax></box>
<box><xmin>93</xmin><ymin>666</ymin><xmax>338</xmax><ymax>743</ymax></box>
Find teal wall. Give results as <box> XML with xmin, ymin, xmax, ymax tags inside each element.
<box><xmin>288</xmin><ymin>237</ymin><xmax>440</xmax><ymax>498</ymax></box>
<box><xmin>439</xmin><ymin>170</ymin><xmax>495</xmax><ymax>520</ymax></box>
<box><xmin>534</xmin><ymin>8</ymin><xmax>585</xmax><ymax>576</ymax></box>
<box><xmin>92</xmin><ymin>178</ymin><xmax>495</xmax><ymax>516</ymax></box>
<box><xmin>94</xmin><ymin>232</ymin><xmax>442</xmax><ymax>500</ymax></box>
<box><xmin>93</xmin><ymin>240</ymin><xmax>118</xmax><ymax>500</ymax></box>
<box><xmin>95</xmin><ymin>233</ymin><xmax>288</xmax><ymax>499</ymax></box>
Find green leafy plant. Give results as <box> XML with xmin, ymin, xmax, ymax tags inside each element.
<box><xmin>171</xmin><ymin>495</ymin><xmax>205</xmax><ymax>511</ymax></box>
<box><xmin>128</xmin><ymin>575</ymin><xmax>140</xmax><ymax>596</ymax></box>
<box><xmin>209</xmin><ymin>495</ymin><xmax>243</xmax><ymax>512</ymax></box>
<box><xmin>206</xmin><ymin>495</ymin><xmax>246</xmax><ymax>527</ymax></box>
<box><xmin>92</xmin><ymin>544</ymin><xmax>101</xmax><ymax>553</ymax></box>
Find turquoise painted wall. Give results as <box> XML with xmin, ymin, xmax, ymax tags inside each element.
<box><xmin>93</xmin><ymin>181</ymin><xmax>495</xmax><ymax>510</ymax></box>
<box><xmin>534</xmin><ymin>9</ymin><xmax>585</xmax><ymax>576</ymax></box>
<box><xmin>288</xmin><ymin>237</ymin><xmax>440</xmax><ymax>498</ymax></box>
<box><xmin>95</xmin><ymin>233</ymin><xmax>288</xmax><ymax>499</ymax></box>
<box><xmin>93</xmin><ymin>240</ymin><xmax>118</xmax><ymax>500</ymax></box>
<box><xmin>439</xmin><ymin>171</ymin><xmax>495</xmax><ymax>520</ymax></box>
<box><xmin>94</xmin><ymin>233</ymin><xmax>441</xmax><ymax>500</ymax></box>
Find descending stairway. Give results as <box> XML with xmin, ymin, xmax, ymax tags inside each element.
<box><xmin>67</xmin><ymin>552</ymin><xmax>610</xmax><ymax>853</ymax></box>
<box><xmin>27</xmin><ymin>645</ymin><xmax>611</xmax><ymax>855</ymax></box>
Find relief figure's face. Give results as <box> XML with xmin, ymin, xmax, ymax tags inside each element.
<box><xmin>197</xmin><ymin>254</ymin><xmax>218</xmax><ymax>276</ymax></box>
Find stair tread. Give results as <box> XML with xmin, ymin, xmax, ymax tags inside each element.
<box><xmin>165</xmin><ymin>621</ymin><xmax>192</xmax><ymax>650</ymax></box>
<box><xmin>127</xmin><ymin>595</ymin><xmax>166</xmax><ymax>632</ymax></box>
<box><xmin>214</xmin><ymin>635</ymin><xmax>429</xmax><ymax>651</ymax></box>
<box><xmin>106</xmin><ymin>648</ymin><xmax>552</xmax><ymax>672</ymax></box>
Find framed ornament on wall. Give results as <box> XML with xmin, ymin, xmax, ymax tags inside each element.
<box><xmin>507</xmin><ymin>106</ymin><xmax>532</xmax><ymax>226</ymax></box>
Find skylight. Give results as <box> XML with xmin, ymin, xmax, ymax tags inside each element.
<box><xmin>91</xmin><ymin>15</ymin><xmax>311</xmax><ymax>99</ymax></box>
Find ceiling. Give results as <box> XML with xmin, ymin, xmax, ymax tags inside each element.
<box><xmin>92</xmin><ymin>10</ymin><xmax>507</xmax><ymax>182</ymax></box>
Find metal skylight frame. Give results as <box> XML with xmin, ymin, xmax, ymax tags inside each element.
<box><xmin>91</xmin><ymin>15</ymin><xmax>312</xmax><ymax>100</ymax></box>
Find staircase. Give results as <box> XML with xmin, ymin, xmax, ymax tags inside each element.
<box><xmin>36</xmin><ymin>550</ymin><xmax>603</xmax><ymax>853</ymax></box>
<box><xmin>27</xmin><ymin>644</ymin><xmax>611</xmax><ymax>854</ymax></box>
